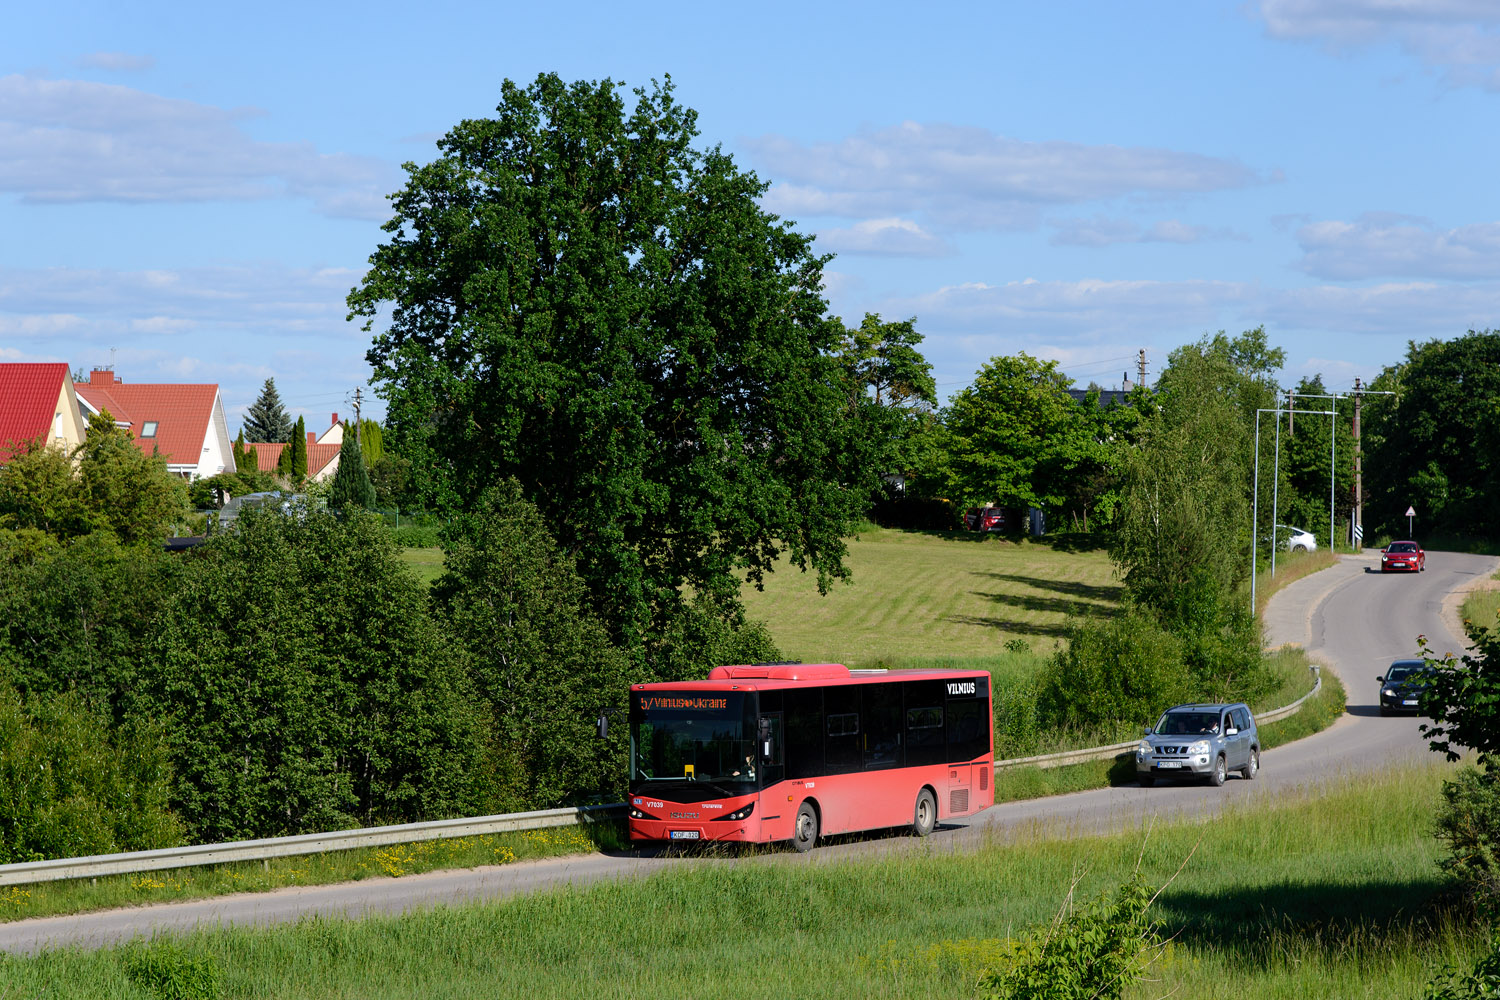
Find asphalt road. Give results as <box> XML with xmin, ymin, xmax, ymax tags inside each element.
<box><xmin>5</xmin><ymin>550</ymin><xmax>1495</xmax><ymax>954</ymax></box>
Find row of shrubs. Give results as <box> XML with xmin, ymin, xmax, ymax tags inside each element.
<box><xmin>0</xmin><ymin>483</ymin><xmax>774</xmax><ymax>863</ymax></box>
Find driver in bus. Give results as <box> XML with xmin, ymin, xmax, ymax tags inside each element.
<box><xmin>731</xmin><ymin>754</ymin><xmax>756</xmax><ymax>780</ymax></box>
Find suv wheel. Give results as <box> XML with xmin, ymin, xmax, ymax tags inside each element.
<box><xmin>1208</xmin><ymin>754</ymin><xmax>1227</xmax><ymax>787</ymax></box>
<box><xmin>1241</xmin><ymin>748</ymin><xmax>1258</xmax><ymax>780</ymax></box>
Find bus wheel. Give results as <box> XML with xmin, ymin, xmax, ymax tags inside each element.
<box><xmin>792</xmin><ymin>802</ymin><xmax>819</xmax><ymax>853</ymax></box>
<box><xmin>913</xmin><ymin>789</ymin><xmax>937</xmax><ymax>838</ymax></box>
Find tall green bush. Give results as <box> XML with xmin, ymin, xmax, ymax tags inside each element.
<box><xmin>149</xmin><ymin>507</ymin><xmax>483</xmax><ymax>842</ymax></box>
<box><xmin>0</xmin><ymin>529</ymin><xmax>182</xmax><ymax>723</ymax></box>
<box><xmin>432</xmin><ymin>482</ymin><xmax>634</xmax><ymax>810</ymax></box>
<box><xmin>0</xmin><ymin>686</ymin><xmax>182</xmax><ymax>863</ymax></box>
<box><xmin>1037</xmin><ymin>610</ymin><xmax>1188</xmax><ymax>733</ymax></box>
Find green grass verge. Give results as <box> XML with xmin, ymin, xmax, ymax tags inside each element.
<box><xmin>0</xmin><ymin>821</ymin><xmax>628</xmax><ymax>924</ymax></box>
<box><xmin>4</xmin><ymin>758</ymin><xmax>1483</xmax><ymax>999</ymax></box>
<box><xmin>1459</xmin><ymin>566</ymin><xmax>1500</xmax><ymax>637</ymax></box>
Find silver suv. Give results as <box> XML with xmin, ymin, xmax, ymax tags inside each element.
<box><xmin>1135</xmin><ymin>703</ymin><xmax>1260</xmax><ymax>787</ymax></box>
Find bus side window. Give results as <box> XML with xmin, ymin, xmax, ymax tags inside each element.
<box><xmin>784</xmin><ymin>688</ymin><xmax>824</xmax><ymax>779</ymax></box>
<box><xmin>825</xmin><ymin>686</ymin><xmax>861</xmax><ymax>773</ymax></box>
<box><xmin>905</xmin><ymin>679</ymin><xmax>947</xmax><ymax>767</ymax></box>
<box><xmin>862</xmin><ymin>682</ymin><xmax>902</xmax><ymax>769</ymax></box>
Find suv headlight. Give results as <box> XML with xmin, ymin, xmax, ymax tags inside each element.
<box><xmin>1187</xmin><ymin>740</ymin><xmax>1211</xmax><ymax>755</ymax></box>
<box><xmin>1137</xmin><ymin>740</ymin><xmax>1153</xmax><ymax>755</ymax></box>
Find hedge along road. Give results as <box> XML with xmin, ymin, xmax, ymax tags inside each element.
<box><xmin>3</xmin><ymin>549</ymin><xmax>1495</xmax><ymax>954</ymax></box>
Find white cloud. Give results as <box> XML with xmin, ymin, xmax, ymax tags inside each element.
<box><xmin>884</xmin><ymin>277</ymin><xmax>1255</xmax><ymax>340</ymax></box>
<box><xmin>0</xmin><ymin>74</ymin><xmax>396</xmax><ymax>219</ymax></box>
<box><xmin>77</xmin><ymin>52</ymin><xmax>155</xmax><ymax>73</ymax></box>
<box><xmin>1296</xmin><ymin>213</ymin><xmax>1500</xmax><ymax>279</ymax></box>
<box><xmin>1048</xmin><ymin>217</ymin><xmax>1245</xmax><ymax>247</ymax></box>
<box><xmin>1255</xmin><ymin>0</ymin><xmax>1500</xmax><ymax>89</ymax></box>
<box><xmin>815</xmin><ymin>217</ymin><xmax>953</xmax><ymax>257</ymax></box>
<box><xmin>1264</xmin><ymin>279</ymin><xmax>1500</xmax><ymax>333</ymax></box>
<box><xmin>746</xmin><ymin>121</ymin><xmax>1265</xmax><ymax>232</ymax></box>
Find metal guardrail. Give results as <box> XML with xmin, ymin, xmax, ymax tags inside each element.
<box><xmin>0</xmin><ymin>668</ymin><xmax>1324</xmax><ymax>887</ymax></box>
<box><xmin>0</xmin><ymin>804</ymin><xmax>623</xmax><ymax>888</ymax></box>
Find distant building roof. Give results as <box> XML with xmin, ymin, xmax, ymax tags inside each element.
<box><xmin>74</xmin><ymin>369</ymin><xmax>222</xmax><ymax>470</ymax></box>
<box><xmin>245</xmin><ymin>440</ymin><xmax>341</xmax><ymax>480</ymax></box>
<box><xmin>0</xmin><ymin>363</ymin><xmax>73</xmax><ymax>459</ymax></box>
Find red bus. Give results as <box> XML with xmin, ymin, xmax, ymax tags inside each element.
<box><xmin>628</xmin><ymin>663</ymin><xmax>994</xmax><ymax>851</ymax></box>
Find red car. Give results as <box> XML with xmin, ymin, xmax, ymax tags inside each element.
<box><xmin>1380</xmin><ymin>540</ymin><xmax>1425</xmax><ymax>573</ymax></box>
<box><xmin>964</xmin><ymin>506</ymin><xmax>1005</xmax><ymax>532</ymax></box>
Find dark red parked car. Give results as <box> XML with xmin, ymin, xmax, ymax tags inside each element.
<box><xmin>963</xmin><ymin>506</ymin><xmax>1005</xmax><ymax>532</ymax></box>
<box><xmin>1380</xmin><ymin>540</ymin><xmax>1425</xmax><ymax>573</ymax></box>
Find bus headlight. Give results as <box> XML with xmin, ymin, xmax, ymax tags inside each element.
<box><xmin>717</xmin><ymin>803</ymin><xmax>755</xmax><ymax>822</ymax></box>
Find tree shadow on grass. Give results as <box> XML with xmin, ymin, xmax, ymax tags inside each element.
<box><xmin>973</xmin><ymin>572</ymin><xmax>1125</xmax><ymax>605</ymax></box>
<box><xmin>945</xmin><ymin>614</ymin><xmax>1073</xmax><ymax>638</ymax></box>
<box><xmin>1153</xmin><ymin>876</ymin><xmax>1456</xmax><ymax>962</ymax></box>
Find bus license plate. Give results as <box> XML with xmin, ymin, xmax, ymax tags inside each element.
<box><xmin>1156</xmin><ymin>761</ymin><xmax>1182</xmax><ymax>769</ymax></box>
<box><xmin>669</xmin><ymin>830</ymin><xmax>700</xmax><ymax>840</ymax></box>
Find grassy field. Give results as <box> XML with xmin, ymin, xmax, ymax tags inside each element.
<box><xmin>395</xmin><ymin>545</ymin><xmax>444</xmax><ymax>586</ymax></box>
<box><xmin>6</xmin><ymin>757</ymin><xmax>1484</xmax><ymax>999</ymax></box>
<box><xmin>738</xmin><ymin>528</ymin><xmax>1120</xmax><ymax>663</ymax></box>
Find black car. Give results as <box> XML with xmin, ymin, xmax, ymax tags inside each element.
<box><xmin>1377</xmin><ymin>659</ymin><xmax>1431</xmax><ymax>715</ymax></box>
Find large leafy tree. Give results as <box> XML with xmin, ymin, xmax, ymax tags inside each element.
<box><xmin>942</xmin><ymin>353</ymin><xmax>1100</xmax><ymax>511</ymax></box>
<box><xmin>0</xmin><ymin>411</ymin><xmax>189</xmax><ymax>545</ymax></box>
<box><xmin>832</xmin><ymin>313</ymin><xmax>938</xmax><ymax>506</ymax></box>
<box><xmin>1363</xmin><ymin>330</ymin><xmax>1500</xmax><ymax>539</ymax></box>
<box><xmin>1113</xmin><ymin>343</ymin><xmax>1254</xmax><ymax>632</ymax></box>
<box><xmin>243</xmin><ymin>378</ymin><xmax>293</xmax><ymax>444</ymax></box>
<box><xmin>349</xmin><ymin>73</ymin><xmax>868</xmax><ymax>653</ymax></box>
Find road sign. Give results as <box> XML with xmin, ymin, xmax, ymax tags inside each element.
<box><xmin>1353</xmin><ymin>523</ymin><xmax>1363</xmax><ymax>541</ymax></box>
<box><xmin>1405</xmin><ymin>505</ymin><xmax>1416</xmax><ymax>517</ymax></box>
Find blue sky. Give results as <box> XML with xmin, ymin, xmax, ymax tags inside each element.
<box><xmin>4</xmin><ymin>1</ymin><xmax>1500</xmax><ymax>428</ymax></box>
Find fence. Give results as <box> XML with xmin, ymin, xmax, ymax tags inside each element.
<box><xmin>0</xmin><ymin>667</ymin><xmax>1322</xmax><ymax>887</ymax></box>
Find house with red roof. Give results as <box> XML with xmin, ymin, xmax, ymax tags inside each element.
<box><xmin>0</xmin><ymin>363</ymin><xmax>89</xmax><ymax>463</ymax></box>
<box><xmin>242</xmin><ymin>422</ymin><xmax>343</xmax><ymax>482</ymax></box>
<box><xmin>73</xmin><ymin>369</ymin><xmax>236</xmax><ymax>480</ymax></box>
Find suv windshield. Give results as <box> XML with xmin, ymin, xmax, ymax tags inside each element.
<box><xmin>1155</xmin><ymin>711</ymin><xmax>1220</xmax><ymax>736</ymax></box>
<box><xmin>630</xmin><ymin>691</ymin><xmax>757</xmax><ymax>787</ymax></box>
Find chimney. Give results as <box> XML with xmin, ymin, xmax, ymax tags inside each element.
<box><xmin>307</xmin><ymin>431</ymin><xmax>316</xmax><ymax>448</ymax></box>
<box><xmin>331</xmin><ymin>412</ymin><xmax>338</xmax><ymax>428</ymax></box>
<box><xmin>89</xmin><ymin>369</ymin><xmax>119</xmax><ymax>386</ymax></box>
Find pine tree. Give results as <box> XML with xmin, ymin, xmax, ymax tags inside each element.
<box><xmin>329</xmin><ymin>421</ymin><xmax>375</xmax><ymax>511</ymax></box>
<box><xmin>290</xmin><ymin>416</ymin><xmax>308</xmax><ymax>482</ymax></box>
<box><xmin>231</xmin><ymin>430</ymin><xmax>251</xmax><ymax>474</ymax></box>
<box><xmin>243</xmin><ymin>379</ymin><xmax>294</xmax><ymax>444</ymax></box>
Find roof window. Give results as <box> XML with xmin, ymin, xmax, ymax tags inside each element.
<box><xmin>141</xmin><ymin>421</ymin><xmax>158</xmax><ymax>438</ymax></box>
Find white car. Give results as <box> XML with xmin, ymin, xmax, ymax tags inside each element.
<box><xmin>1278</xmin><ymin>525</ymin><xmax>1317</xmax><ymax>553</ymax></box>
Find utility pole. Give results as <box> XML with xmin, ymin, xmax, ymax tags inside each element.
<box><xmin>352</xmin><ymin>387</ymin><xmax>363</xmax><ymax>426</ymax></box>
<box><xmin>1287</xmin><ymin>388</ymin><xmax>1294</xmax><ymax>437</ymax></box>
<box><xmin>1137</xmin><ymin>349</ymin><xmax>1148</xmax><ymax>388</ymax></box>
<box><xmin>1353</xmin><ymin>377</ymin><xmax>1362</xmax><ymax>549</ymax></box>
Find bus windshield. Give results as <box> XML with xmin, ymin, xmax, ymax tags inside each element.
<box><xmin>630</xmin><ymin>691</ymin><xmax>757</xmax><ymax>788</ymax></box>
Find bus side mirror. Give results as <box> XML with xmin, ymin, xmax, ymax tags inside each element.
<box><xmin>761</xmin><ymin>739</ymin><xmax>771</xmax><ymax>759</ymax></box>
